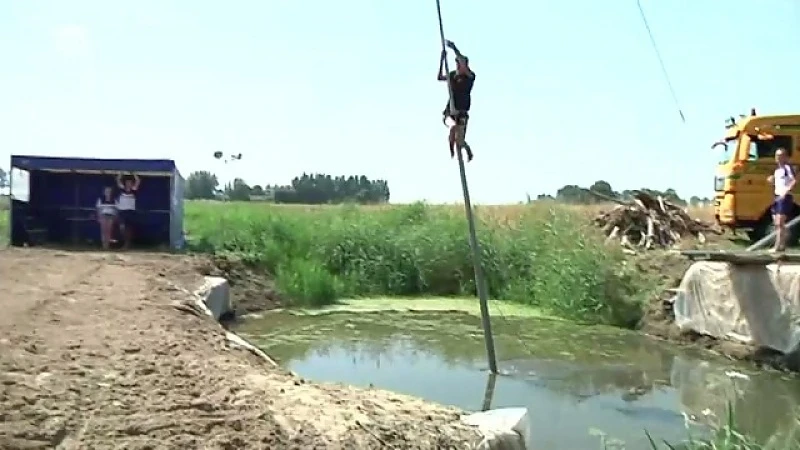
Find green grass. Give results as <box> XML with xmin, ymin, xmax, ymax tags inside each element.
<box><xmin>595</xmin><ymin>404</ymin><xmax>800</xmax><ymax>450</ymax></box>
<box><xmin>0</xmin><ymin>195</ymin><xmax>8</xmax><ymax>246</ymax></box>
<box><xmin>647</xmin><ymin>408</ymin><xmax>800</xmax><ymax>450</ymax></box>
<box><xmin>185</xmin><ymin>201</ymin><xmax>656</xmax><ymax>327</ymax></box>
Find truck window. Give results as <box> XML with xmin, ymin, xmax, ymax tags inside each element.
<box><xmin>748</xmin><ymin>135</ymin><xmax>793</xmax><ymax>160</ymax></box>
<box><xmin>717</xmin><ymin>140</ymin><xmax>736</xmax><ymax>164</ymax></box>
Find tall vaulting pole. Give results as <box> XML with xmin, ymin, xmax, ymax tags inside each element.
<box><xmin>435</xmin><ymin>0</ymin><xmax>497</xmax><ymax>374</ymax></box>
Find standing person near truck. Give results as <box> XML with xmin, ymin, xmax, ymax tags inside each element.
<box><xmin>115</xmin><ymin>172</ymin><xmax>141</xmax><ymax>250</ymax></box>
<box><xmin>767</xmin><ymin>148</ymin><xmax>796</xmax><ymax>252</ymax></box>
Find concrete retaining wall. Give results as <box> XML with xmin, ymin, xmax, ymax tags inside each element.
<box><xmin>193</xmin><ymin>276</ymin><xmax>232</xmax><ymax>320</ymax></box>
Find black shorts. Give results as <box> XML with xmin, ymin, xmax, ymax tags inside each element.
<box><xmin>118</xmin><ymin>209</ymin><xmax>137</xmax><ymax>226</ymax></box>
<box><xmin>442</xmin><ymin>106</ymin><xmax>469</xmax><ymax>126</ymax></box>
<box><xmin>773</xmin><ymin>194</ymin><xmax>794</xmax><ymax>216</ymax></box>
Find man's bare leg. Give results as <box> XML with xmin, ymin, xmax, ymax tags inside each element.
<box><xmin>448</xmin><ymin>126</ymin><xmax>457</xmax><ymax>158</ymax></box>
<box><xmin>456</xmin><ymin>123</ymin><xmax>473</xmax><ymax>162</ymax></box>
<box><xmin>772</xmin><ymin>214</ymin><xmax>785</xmax><ymax>252</ymax></box>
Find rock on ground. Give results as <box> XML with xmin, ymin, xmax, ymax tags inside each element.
<box><xmin>0</xmin><ymin>248</ymin><xmax>479</xmax><ymax>450</ymax></box>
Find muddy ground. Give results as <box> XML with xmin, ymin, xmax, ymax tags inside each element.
<box><xmin>0</xmin><ymin>248</ymin><xmax>480</xmax><ymax>450</ymax></box>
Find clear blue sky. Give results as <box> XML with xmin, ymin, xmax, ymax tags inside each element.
<box><xmin>2</xmin><ymin>1</ymin><xmax>799</xmax><ymax>204</ymax></box>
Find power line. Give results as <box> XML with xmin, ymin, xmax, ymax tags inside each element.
<box><xmin>636</xmin><ymin>0</ymin><xmax>686</xmax><ymax>123</ymax></box>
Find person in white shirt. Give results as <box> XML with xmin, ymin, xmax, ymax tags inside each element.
<box><xmin>767</xmin><ymin>148</ymin><xmax>796</xmax><ymax>252</ymax></box>
<box><xmin>115</xmin><ymin>172</ymin><xmax>141</xmax><ymax>249</ymax></box>
<box><xmin>96</xmin><ymin>186</ymin><xmax>118</xmax><ymax>249</ymax></box>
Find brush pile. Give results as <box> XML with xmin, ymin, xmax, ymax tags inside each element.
<box><xmin>593</xmin><ymin>190</ymin><xmax>720</xmax><ymax>251</ymax></box>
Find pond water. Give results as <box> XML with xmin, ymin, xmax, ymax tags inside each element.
<box><xmin>236</xmin><ymin>309</ymin><xmax>800</xmax><ymax>449</ymax></box>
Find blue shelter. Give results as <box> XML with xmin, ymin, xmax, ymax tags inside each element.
<box><xmin>8</xmin><ymin>155</ymin><xmax>185</xmax><ymax>250</ymax></box>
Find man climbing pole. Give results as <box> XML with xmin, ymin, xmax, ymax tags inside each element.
<box><xmin>438</xmin><ymin>40</ymin><xmax>475</xmax><ymax>162</ymax></box>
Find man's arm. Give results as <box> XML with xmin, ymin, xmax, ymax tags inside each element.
<box><xmin>437</xmin><ymin>50</ymin><xmax>447</xmax><ymax>81</ymax></box>
<box><xmin>446</xmin><ymin>40</ymin><xmax>475</xmax><ymax>79</ymax></box>
<box><xmin>132</xmin><ymin>173</ymin><xmax>141</xmax><ymax>191</ymax></box>
<box><xmin>446</xmin><ymin>40</ymin><xmax>463</xmax><ymax>59</ymax></box>
<box><xmin>116</xmin><ymin>173</ymin><xmax>125</xmax><ymax>189</ymax></box>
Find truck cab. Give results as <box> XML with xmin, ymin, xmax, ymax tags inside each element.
<box><xmin>714</xmin><ymin>110</ymin><xmax>800</xmax><ymax>244</ymax></box>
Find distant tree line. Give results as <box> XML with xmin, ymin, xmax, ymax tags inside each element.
<box><xmin>530</xmin><ymin>180</ymin><xmax>711</xmax><ymax>206</ymax></box>
<box><xmin>184</xmin><ymin>171</ymin><xmax>390</xmax><ymax>204</ymax></box>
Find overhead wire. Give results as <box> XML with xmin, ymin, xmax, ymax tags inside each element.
<box><xmin>636</xmin><ymin>0</ymin><xmax>686</xmax><ymax>123</ymax></box>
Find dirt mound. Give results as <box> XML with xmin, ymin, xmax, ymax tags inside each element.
<box><xmin>193</xmin><ymin>254</ymin><xmax>284</xmax><ymax>316</ymax></box>
<box><xmin>0</xmin><ymin>248</ymin><xmax>479</xmax><ymax>449</ymax></box>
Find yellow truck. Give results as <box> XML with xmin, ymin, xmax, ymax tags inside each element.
<box><xmin>714</xmin><ymin>109</ymin><xmax>800</xmax><ymax>245</ymax></box>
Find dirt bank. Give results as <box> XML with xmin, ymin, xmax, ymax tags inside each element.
<box><xmin>193</xmin><ymin>254</ymin><xmax>284</xmax><ymax>316</ymax></box>
<box><xmin>0</xmin><ymin>248</ymin><xmax>479</xmax><ymax>449</ymax></box>
<box><xmin>633</xmin><ymin>246</ymin><xmax>800</xmax><ymax>371</ymax></box>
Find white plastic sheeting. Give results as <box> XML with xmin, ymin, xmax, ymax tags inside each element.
<box><xmin>673</xmin><ymin>261</ymin><xmax>800</xmax><ymax>354</ymax></box>
<box><xmin>461</xmin><ymin>408</ymin><xmax>530</xmax><ymax>450</ymax></box>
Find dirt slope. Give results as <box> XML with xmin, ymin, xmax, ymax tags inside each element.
<box><xmin>0</xmin><ymin>248</ymin><xmax>478</xmax><ymax>450</ymax></box>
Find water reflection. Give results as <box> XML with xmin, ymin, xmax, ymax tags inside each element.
<box><xmin>482</xmin><ymin>373</ymin><xmax>497</xmax><ymax>411</ymax></box>
<box><xmin>237</xmin><ymin>311</ymin><xmax>800</xmax><ymax>449</ymax></box>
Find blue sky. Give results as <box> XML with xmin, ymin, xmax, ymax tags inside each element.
<box><xmin>2</xmin><ymin>1</ymin><xmax>799</xmax><ymax>204</ymax></box>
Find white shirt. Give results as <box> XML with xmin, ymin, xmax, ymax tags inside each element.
<box><xmin>96</xmin><ymin>198</ymin><xmax>117</xmax><ymax>215</ymax></box>
<box><xmin>774</xmin><ymin>164</ymin><xmax>795</xmax><ymax>196</ymax></box>
<box><xmin>117</xmin><ymin>192</ymin><xmax>136</xmax><ymax>211</ymax></box>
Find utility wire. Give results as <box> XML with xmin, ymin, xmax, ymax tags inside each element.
<box><xmin>637</xmin><ymin>0</ymin><xmax>686</xmax><ymax>123</ymax></box>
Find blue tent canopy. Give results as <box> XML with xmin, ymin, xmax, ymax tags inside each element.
<box><xmin>9</xmin><ymin>155</ymin><xmax>185</xmax><ymax>250</ymax></box>
<box><xmin>11</xmin><ymin>155</ymin><xmax>177</xmax><ymax>174</ymax></box>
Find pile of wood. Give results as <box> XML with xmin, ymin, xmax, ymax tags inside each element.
<box><xmin>593</xmin><ymin>190</ymin><xmax>720</xmax><ymax>251</ymax></box>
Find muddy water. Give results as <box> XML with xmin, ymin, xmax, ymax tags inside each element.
<box><xmin>236</xmin><ymin>310</ymin><xmax>800</xmax><ymax>449</ymax></box>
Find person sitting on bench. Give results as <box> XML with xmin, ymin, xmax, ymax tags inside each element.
<box><xmin>115</xmin><ymin>172</ymin><xmax>141</xmax><ymax>249</ymax></box>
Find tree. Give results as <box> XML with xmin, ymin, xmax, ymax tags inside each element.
<box><xmin>185</xmin><ymin>171</ymin><xmax>219</xmax><ymax>200</ymax></box>
<box><xmin>271</xmin><ymin>173</ymin><xmax>390</xmax><ymax>205</ymax></box>
<box><xmin>588</xmin><ymin>180</ymin><xmax>617</xmax><ymax>199</ymax></box>
<box><xmin>225</xmin><ymin>178</ymin><xmax>252</xmax><ymax>202</ymax></box>
<box><xmin>0</xmin><ymin>168</ymin><xmax>7</xmax><ymax>189</ymax></box>
<box><xmin>556</xmin><ymin>184</ymin><xmax>592</xmax><ymax>204</ymax></box>
<box><xmin>182</xmin><ymin>170</ymin><xmax>390</xmax><ymax>204</ymax></box>
<box><xmin>250</xmin><ymin>184</ymin><xmax>265</xmax><ymax>196</ymax></box>
<box><xmin>551</xmin><ymin>180</ymin><xmax>689</xmax><ymax>205</ymax></box>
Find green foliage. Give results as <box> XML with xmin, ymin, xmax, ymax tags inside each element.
<box><xmin>185</xmin><ymin>201</ymin><xmax>652</xmax><ymax>326</ymax></box>
<box><xmin>185</xmin><ymin>170</ymin><xmax>219</xmax><ymax>200</ymax></box>
<box><xmin>0</xmin><ymin>196</ymin><xmax>7</xmax><ymax>246</ymax></box>
<box><xmin>185</xmin><ymin>171</ymin><xmax>391</xmax><ymax>204</ymax></box>
<box><xmin>224</xmin><ymin>178</ymin><xmax>252</xmax><ymax>202</ymax></box>
<box><xmin>597</xmin><ymin>404</ymin><xmax>800</xmax><ymax>450</ymax></box>
<box><xmin>645</xmin><ymin>409</ymin><xmax>800</xmax><ymax>450</ymax></box>
<box><xmin>532</xmin><ymin>180</ymin><xmax>711</xmax><ymax>207</ymax></box>
<box><xmin>272</xmin><ymin>173</ymin><xmax>390</xmax><ymax>204</ymax></box>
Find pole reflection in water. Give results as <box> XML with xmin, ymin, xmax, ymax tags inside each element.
<box><xmin>482</xmin><ymin>373</ymin><xmax>498</xmax><ymax>411</ymax></box>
